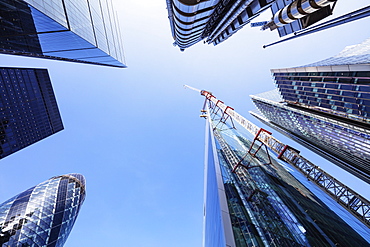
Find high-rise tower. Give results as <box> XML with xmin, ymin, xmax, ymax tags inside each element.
<box><xmin>197</xmin><ymin>89</ymin><xmax>370</xmax><ymax>246</ymax></box>
<box><xmin>0</xmin><ymin>67</ymin><xmax>63</xmax><ymax>159</ymax></box>
<box><xmin>166</xmin><ymin>0</ymin><xmax>337</xmax><ymax>51</ymax></box>
<box><xmin>0</xmin><ymin>0</ymin><xmax>126</xmax><ymax>68</ymax></box>
<box><xmin>166</xmin><ymin>0</ymin><xmax>275</xmax><ymax>51</ymax></box>
<box><xmin>251</xmin><ymin>38</ymin><xmax>370</xmax><ymax>184</ymax></box>
<box><xmin>0</xmin><ymin>174</ymin><xmax>86</xmax><ymax>247</ymax></box>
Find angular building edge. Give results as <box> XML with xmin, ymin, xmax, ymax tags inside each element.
<box><xmin>197</xmin><ymin>89</ymin><xmax>370</xmax><ymax>246</ymax></box>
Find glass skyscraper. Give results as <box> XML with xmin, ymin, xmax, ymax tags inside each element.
<box><xmin>166</xmin><ymin>0</ymin><xmax>335</xmax><ymax>51</ymax></box>
<box><xmin>166</xmin><ymin>0</ymin><xmax>275</xmax><ymax>51</ymax></box>
<box><xmin>0</xmin><ymin>0</ymin><xmax>126</xmax><ymax>68</ymax></box>
<box><xmin>202</xmin><ymin>96</ymin><xmax>370</xmax><ymax>246</ymax></box>
<box><xmin>250</xmin><ymin>38</ymin><xmax>370</xmax><ymax>184</ymax></box>
<box><xmin>0</xmin><ymin>67</ymin><xmax>63</xmax><ymax>159</ymax></box>
<box><xmin>0</xmin><ymin>173</ymin><xmax>86</xmax><ymax>247</ymax></box>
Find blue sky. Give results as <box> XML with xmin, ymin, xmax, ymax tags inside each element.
<box><xmin>0</xmin><ymin>1</ymin><xmax>370</xmax><ymax>246</ymax></box>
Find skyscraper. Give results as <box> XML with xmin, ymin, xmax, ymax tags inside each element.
<box><xmin>262</xmin><ymin>0</ymin><xmax>336</xmax><ymax>37</ymax></box>
<box><xmin>0</xmin><ymin>67</ymin><xmax>63</xmax><ymax>159</ymax></box>
<box><xmin>0</xmin><ymin>0</ymin><xmax>126</xmax><ymax>68</ymax></box>
<box><xmin>250</xmin><ymin>38</ymin><xmax>370</xmax><ymax>184</ymax></box>
<box><xmin>0</xmin><ymin>173</ymin><xmax>86</xmax><ymax>247</ymax></box>
<box><xmin>166</xmin><ymin>0</ymin><xmax>275</xmax><ymax>51</ymax></box>
<box><xmin>166</xmin><ymin>0</ymin><xmax>336</xmax><ymax>51</ymax></box>
<box><xmin>201</xmin><ymin>90</ymin><xmax>370</xmax><ymax>246</ymax></box>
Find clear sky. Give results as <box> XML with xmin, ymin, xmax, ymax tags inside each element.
<box><xmin>0</xmin><ymin>1</ymin><xmax>369</xmax><ymax>247</ymax></box>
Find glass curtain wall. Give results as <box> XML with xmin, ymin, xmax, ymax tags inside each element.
<box><xmin>0</xmin><ymin>0</ymin><xmax>126</xmax><ymax>67</ymax></box>
<box><xmin>203</xmin><ymin>103</ymin><xmax>370</xmax><ymax>246</ymax></box>
<box><xmin>0</xmin><ymin>174</ymin><xmax>86</xmax><ymax>247</ymax></box>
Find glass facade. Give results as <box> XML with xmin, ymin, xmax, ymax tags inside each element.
<box><xmin>0</xmin><ymin>67</ymin><xmax>63</xmax><ymax>159</ymax></box>
<box><xmin>166</xmin><ymin>0</ymin><xmax>221</xmax><ymax>51</ymax></box>
<box><xmin>0</xmin><ymin>0</ymin><xmax>126</xmax><ymax>68</ymax></box>
<box><xmin>207</xmin><ymin>0</ymin><xmax>275</xmax><ymax>46</ymax></box>
<box><xmin>203</xmin><ymin>123</ymin><xmax>229</xmax><ymax>247</ymax></box>
<box><xmin>166</xmin><ymin>0</ymin><xmax>275</xmax><ymax>50</ymax></box>
<box><xmin>203</xmin><ymin>104</ymin><xmax>370</xmax><ymax>246</ymax></box>
<box><xmin>251</xmin><ymin>90</ymin><xmax>370</xmax><ymax>184</ymax></box>
<box><xmin>250</xmin><ymin>38</ymin><xmax>370</xmax><ymax>184</ymax></box>
<box><xmin>274</xmin><ymin>37</ymin><xmax>370</xmax><ymax>124</ymax></box>
<box><xmin>0</xmin><ymin>173</ymin><xmax>86</xmax><ymax>247</ymax></box>
<box><xmin>274</xmin><ymin>71</ymin><xmax>370</xmax><ymax>124</ymax></box>
<box><xmin>167</xmin><ymin>0</ymin><xmax>337</xmax><ymax>49</ymax></box>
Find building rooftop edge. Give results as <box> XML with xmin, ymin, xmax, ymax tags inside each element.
<box><xmin>271</xmin><ymin>64</ymin><xmax>370</xmax><ymax>73</ymax></box>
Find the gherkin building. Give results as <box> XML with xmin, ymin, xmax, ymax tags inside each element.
<box><xmin>0</xmin><ymin>174</ymin><xmax>85</xmax><ymax>247</ymax></box>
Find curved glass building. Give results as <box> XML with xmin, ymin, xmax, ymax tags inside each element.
<box><xmin>0</xmin><ymin>174</ymin><xmax>86</xmax><ymax>247</ymax></box>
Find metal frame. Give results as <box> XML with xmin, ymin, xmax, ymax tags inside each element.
<box><xmin>200</xmin><ymin>89</ymin><xmax>370</xmax><ymax>228</ymax></box>
<box><xmin>263</xmin><ymin>4</ymin><xmax>370</xmax><ymax>48</ymax></box>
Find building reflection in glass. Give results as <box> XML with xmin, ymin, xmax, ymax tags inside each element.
<box><xmin>0</xmin><ymin>174</ymin><xmax>86</xmax><ymax>247</ymax></box>
<box><xmin>0</xmin><ymin>0</ymin><xmax>126</xmax><ymax>68</ymax></box>
<box><xmin>0</xmin><ymin>67</ymin><xmax>63</xmax><ymax>159</ymax></box>
<box><xmin>203</xmin><ymin>103</ymin><xmax>370</xmax><ymax>246</ymax></box>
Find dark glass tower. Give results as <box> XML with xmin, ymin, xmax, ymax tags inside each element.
<box><xmin>0</xmin><ymin>174</ymin><xmax>86</xmax><ymax>247</ymax></box>
<box><xmin>0</xmin><ymin>67</ymin><xmax>63</xmax><ymax>159</ymax></box>
<box><xmin>250</xmin><ymin>38</ymin><xmax>370</xmax><ymax>184</ymax></box>
<box><xmin>0</xmin><ymin>0</ymin><xmax>126</xmax><ymax>68</ymax></box>
<box><xmin>203</xmin><ymin>97</ymin><xmax>370</xmax><ymax>246</ymax></box>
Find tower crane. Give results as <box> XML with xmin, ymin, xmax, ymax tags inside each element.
<box><xmin>184</xmin><ymin>85</ymin><xmax>370</xmax><ymax>228</ymax></box>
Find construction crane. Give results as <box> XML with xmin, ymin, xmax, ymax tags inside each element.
<box><xmin>184</xmin><ymin>85</ymin><xmax>370</xmax><ymax>228</ymax></box>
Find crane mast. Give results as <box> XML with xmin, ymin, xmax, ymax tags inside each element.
<box><xmin>185</xmin><ymin>85</ymin><xmax>370</xmax><ymax>228</ymax></box>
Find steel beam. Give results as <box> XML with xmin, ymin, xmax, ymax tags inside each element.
<box><xmin>202</xmin><ymin>91</ymin><xmax>370</xmax><ymax>228</ymax></box>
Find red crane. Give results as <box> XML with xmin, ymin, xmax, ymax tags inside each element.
<box><xmin>185</xmin><ymin>85</ymin><xmax>370</xmax><ymax>228</ymax></box>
